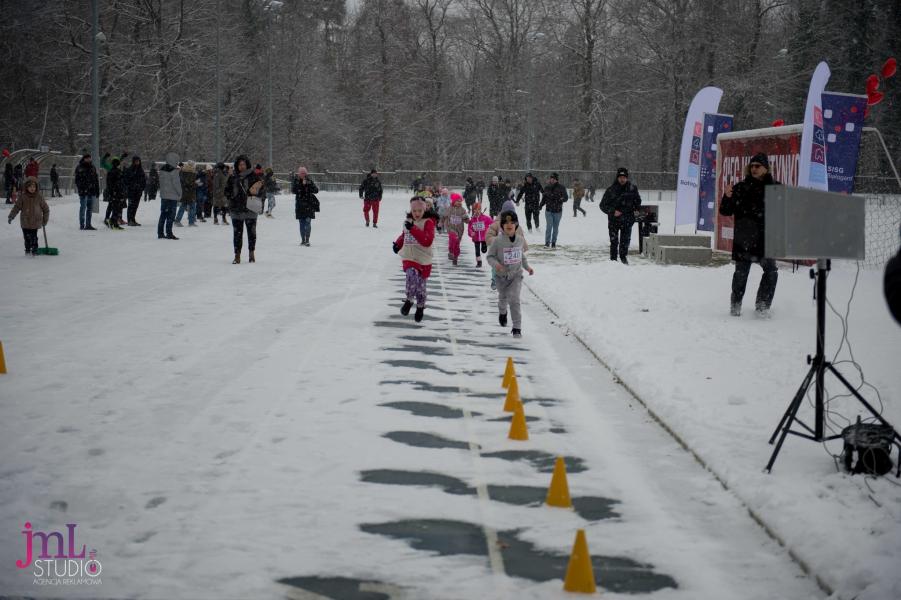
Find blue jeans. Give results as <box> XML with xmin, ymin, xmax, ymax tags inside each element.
<box><xmin>175</xmin><ymin>202</ymin><xmax>196</xmax><ymax>225</ymax></box>
<box><xmin>545</xmin><ymin>211</ymin><xmax>562</xmax><ymax>245</ymax></box>
<box><xmin>158</xmin><ymin>199</ymin><xmax>177</xmax><ymax>237</ymax></box>
<box><xmin>298</xmin><ymin>217</ymin><xmax>312</xmax><ymax>240</ymax></box>
<box><xmin>79</xmin><ymin>195</ymin><xmax>96</xmax><ymax>228</ymax></box>
<box><xmin>267</xmin><ymin>193</ymin><xmax>276</xmax><ymax>213</ymax></box>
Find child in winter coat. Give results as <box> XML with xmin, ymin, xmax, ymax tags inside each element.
<box><xmin>445</xmin><ymin>193</ymin><xmax>469</xmax><ymax>266</ymax></box>
<box><xmin>468</xmin><ymin>202</ymin><xmax>493</xmax><ymax>268</ymax></box>
<box><xmin>486</xmin><ymin>200</ymin><xmax>528</xmax><ymax>289</ymax></box>
<box><xmin>486</xmin><ymin>209</ymin><xmax>533</xmax><ymax>338</ymax></box>
<box><xmin>436</xmin><ymin>187</ymin><xmax>451</xmax><ymax>233</ymax></box>
<box><xmin>393</xmin><ymin>197</ymin><xmax>437</xmax><ymax>323</ymax></box>
<box><xmin>7</xmin><ymin>176</ymin><xmax>49</xmax><ymax>255</ymax></box>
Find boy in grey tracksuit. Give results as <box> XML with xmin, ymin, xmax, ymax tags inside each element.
<box><xmin>486</xmin><ymin>209</ymin><xmax>534</xmax><ymax>338</ymax></box>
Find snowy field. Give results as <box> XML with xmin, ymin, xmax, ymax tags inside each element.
<box><xmin>0</xmin><ymin>190</ymin><xmax>898</xmax><ymax>599</ymax></box>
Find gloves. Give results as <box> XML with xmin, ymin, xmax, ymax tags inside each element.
<box><xmin>404</xmin><ymin>220</ymin><xmax>413</xmax><ymax>230</ymax></box>
<box><xmin>7</xmin><ymin>217</ymin><xmax>12</xmax><ymax>224</ymax></box>
<box><xmin>392</xmin><ymin>241</ymin><xmax>400</xmax><ymax>254</ymax></box>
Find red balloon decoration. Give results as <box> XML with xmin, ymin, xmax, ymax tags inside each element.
<box><xmin>882</xmin><ymin>57</ymin><xmax>897</xmax><ymax>79</ymax></box>
<box><xmin>771</xmin><ymin>119</ymin><xmax>785</xmax><ymax>127</ymax></box>
<box><xmin>868</xmin><ymin>91</ymin><xmax>885</xmax><ymax>106</ymax></box>
<box><xmin>1</xmin><ymin>149</ymin><xmax>9</xmax><ymax>157</ymax></box>
<box><xmin>866</xmin><ymin>74</ymin><xmax>880</xmax><ymax>93</ymax></box>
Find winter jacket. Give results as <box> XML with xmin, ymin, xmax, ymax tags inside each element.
<box><xmin>516</xmin><ymin>178</ymin><xmax>543</xmax><ymax>207</ymax></box>
<box><xmin>445</xmin><ymin>202</ymin><xmax>469</xmax><ymax>238</ymax></box>
<box><xmin>105</xmin><ymin>168</ymin><xmax>126</xmax><ymax>203</ymax></box>
<box><xmin>293</xmin><ymin>176</ymin><xmax>320</xmax><ymax>219</ymax></box>
<box><xmin>211</xmin><ymin>168</ymin><xmax>228</xmax><ymax>207</ymax></box>
<box><xmin>24</xmin><ymin>161</ymin><xmax>39</xmax><ymax>178</ymax></box>
<box><xmin>395</xmin><ymin>215</ymin><xmax>437</xmax><ymax>278</ymax></box>
<box><xmin>179</xmin><ymin>167</ymin><xmax>196</xmax><ymax>204</ymax></box>
<box><xmin>263</xmin><ymin>172</ymin><xmax>278</xmax><ymax>194</ymax></box>
<box><xmin>50</xmin><ymin>166</ymin><xmax>59</xmax><ymax>183</ymax></box>
<box><xmin>539</xmin><ymin>182</ymin><xmax>569</xmax><ymax>213</ymax></box>
<box><xmin>468</xmin><ymin>213</ymin><xmax>493</xmax><ymax>242</ymax></box>
<box><xmin>195</xmin><ymin>171</ymin><xmax>209</xmax><ymax>202</ymax></box>
<box><xmin>600</xmin><ymin>181</ymin><xmax>641</xmax><ymax>217</ymax></box>
<box><xmin>158</xmin><ymin>164</ymin><xmax>182</xmax><ymax>201</ymax></box>
<box><xmin>124</xmin><ymin>164</ymin><xmax>147</xmax><ymax>197</ymax></box>
<box><xmin>463</xmin><ymin>182</ymin><xmax>478</xmax><ymax>203</ymax></box>
<box><xmin>147</xmin><ymin>167</ymin><xmax>160</xmax><ymax>196</ymax></box>
<box><xmin>719</xmin><ymin>172</ymin><xmax>778</xmax><ymax>262</ymax></box>
<box><xmin>359</xmin><ymin>175</ymin><xmax>383</xmax><ymax>201</ymax></box>
<box><xmin>573</xmin><ymin>181</ymin><xmax>586</xmax><ymax>200</ymax></box>
<box><xmin>74</xmin><ymin>159</ymin><xmax>100</xmax><ymax>197</ymax></box>
<box><xmin>486</xmin><ymin>228</ymin><xmax>530</xmax><ymax>280</ymax></box>
<box><xmin>7</xmin><ymin>178</ymin><xmax>49</xmax><ymax>229</ymax></box>
<box><xmin>487</xmin><ymin>183</ymin><xmax>506</xmax><ymax>216</ymax></box>
<box><xmin>226</xmin><ymin>169</ymin><xmax>264</xmax><ymax>219</ymax></box>
<box><xmin>13</xmin><ymin>165</ymin><xmax>24</xmax><ymax>189</ymax></box>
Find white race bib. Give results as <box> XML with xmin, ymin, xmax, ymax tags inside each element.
<box><xmin>404</xmin><ymin>230</ymin><xmax>419</xmax><ymax>246</ymax></box>
<box><xmin>503</xmin><ymin>247</ymin><xmax>522</xmax><ymax>265</ymax></box>
<box><xmin>472</xmin><ymin>222</ymin><xmax>485</xmax><ymax>232</ymax></box>
<box><xmin>450</xmin><ymin>216</ymin><xmax>462</xmax><ymax>225</ymax></box>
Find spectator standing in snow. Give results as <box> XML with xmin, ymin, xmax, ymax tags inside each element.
<box><xmin>463</xmin><ymin>177</ymin><xmax>478</xmax><ymax>214</ymax></box>
<box><xmin>175</xmin><ymin>161</ymin><xmax>197</xmax><ymax>227</ymax></box>
<box><xmin>50</xmin><ymin>164</ymin><xmax>61</xmax><ymax>197</ymax></box>
<box><xmin>104</xmin><ymin>158</ymin><xmax>126</xmax><ymax>230</ymax></box>
<box><xmin>476</xmin><ymin>178</ymin><xmax>485</xmax><ymax>202</ymax></box>
<box><xmin>538</xmin><ymin>172</ymin><xmax>568</xmax><ymax>248</ymax></box>
<box><xmin>194</xmin><ymin>167</ymin><xmax>209</xmax><ymax>222</ymax></box>
<box><xmin>24</xmin><ymin>158</ymin><xmax>39</xmax><ymax>179</ymax></box>
<box><xmin>145</xmin><ymin>162</ymin><xmax>159</xmax><ymax>202</ymax></box>
<box><xmin>74</xmin><ymin>154</ymin><xmax>99</xmax><ymax>230</ymax></box>
<box><xmin>124</xmin><ymin>155</ymin><xmax>147</xmax><ymax>226</ymax></box>
<box><xmin>719</xmin><ymin>153</ymin><xmax>779</xmax><ymax>317</ymax></box>
<box><xmin>13</xmin><ymin>163</ymin><xmax>24</xmax><ymax>196</ymax></box>
<box><xmin>157</xmin><ymin>152</ymin><xmax>182</xmax><ymax>240</ymax></box>
<box><xmin>226</xmin><ymin>154</ymin><xmax>264</xmax><ymax>264</ymax></box>
<box><xmin>516</xmin><ymin>172</ymin><xmax>543</xmax><ymax>232</ymax></box>
<box><xmin>7</xmin><ymin>176</ymin><xmax>49</xmax><ymax>255</ymax></box>
<box><xmin>572</xmin><ymin>178</ymin><xmax>587</xmax><ymax>217</ymax></box>
<box><xmin>358</xmin><ymin>168</ymin><xmax>383</xmax><ymax>228</ymax></box>
<box><xmin>486</xmin><ymin>209</ymin><xmax>533</xmax><ymax>338</ymax></box>
<box><xmin>486</xmin><ymin>176</ymin><xmax>506</xmax><ymax>217</ymax></box>
<box><xmin>264</xmin><ymin>167</ymin><xmax>278</xmax><ymax>217</ymax></box>
<box><xmin>293</xmin><ymin>166</ymin><xmax>319</xmax><ymax>246</ymax></box>
<box><xmin>600</xmin><ymin>167</ymin><xmax>642</xmax><ymax>264</ymax></box>
<box><xmin>211</xmin><ymin>162</ymin><xmax>229</xmax><ymax>225</ymax></box>
<box><xmin>4</xmin><ymin>163</ymin><xmax>14</xmax><ymax>203</ymax></box>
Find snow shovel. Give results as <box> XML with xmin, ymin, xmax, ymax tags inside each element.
<box><xmin>35</xmin><ymin>225</ymin><xmax>59</xmax><ymax>255</ymax></box>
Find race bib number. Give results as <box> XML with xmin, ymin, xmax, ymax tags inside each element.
<box><xmin>472</xmin><ymin>222</ymin><xmax>485</xmax><ymax>231</ymax></box>
<box><xmin>503</xmin><ymin>247</ymin><xmax>522</xmax><ymax>265</ymax></box>
<box><xmin>404</xmin><ymin>230</ymin><xmax>419</xmax><ymax>246</ymax></box>
<box><xmin>450</xmin><ymin>216</ymin><xmax>462</xmax><ymax>225</ymax></box>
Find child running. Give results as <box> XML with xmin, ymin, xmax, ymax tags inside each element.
<box><xmin>486</xmin><ymin>209</ymin><xmax>533</xmax><ymax>338</ymax></box>
<box><xmin>468</xmin><ymin>202</ymin><xmax>493</xmax><ymax>268</ymax></box>
<box><xmin>393</xmin><ymin>197</ymin><xmax>438</xmax><ymax>323</ymax></box>
<box><xmin>445</xmin><ymin>192</ymin><xmax>469</xmax><ymax>266</ymax></box>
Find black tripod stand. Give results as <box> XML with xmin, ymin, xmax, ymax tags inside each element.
<box><xmin>765</xmin><ymin>259</ymin><xmax>901</xmax><ymax>473</ymax></box>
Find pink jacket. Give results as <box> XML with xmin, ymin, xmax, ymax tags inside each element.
<box><xmin>468</xmin><ymin>213</ymin><xmax>493</xmax><ymax>242</ymax></box>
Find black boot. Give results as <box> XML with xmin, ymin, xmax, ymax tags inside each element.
<box><xmin>499</xmin><ymin>313</ymin><xmax>508</xmax><ymax>327</ymax></box>
<box><xmin>401</xmin><ymin>300</ymin><xmax>413</xmax><ymax>316</ymax></box>
<box><xmin>414</xmin><ymin>306</ymin><xmax>425</xmax><ymax>322</ymax></box>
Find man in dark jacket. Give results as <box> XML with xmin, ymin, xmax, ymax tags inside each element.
<box><xmin>486</xmin><ymin>176</ymin><xmax>506</xmax><ymax>217</ymax></box>
<box><xmin>104</xmin><ymin>158</ymin><xmax>126</xmax><ymax>229</ymax></box>
<box><xmin>74</xmin><ymin>154</ymin><xmax>99</xmax><ymax>230</ymax></box>
<box><xmin>719</xmin><ymin>152</ymin><xmax>779</xmax><ymax>316</ymax></box>
<box><xmin>294</xmin><ymin>167</ymin><xmax>319</xmax><ymax>246</ymax></box>
<box><xmin>50</xmin><ymin>164</ymin><xmax>61</xmax><ymax>197</ymax></box>
<box><xmin>146</xmin><ymin>163</ymin><xmax>159</xmax><ymax>201</ymax></box>
<box><xmin>538</xmin><ymin>172</ymin><xmax>568</xmax><ymax>247</ymax></box>
<box><xmin>358</xmin><ymin>169</ymin><xmax>383</xmax><ymax>227</ymax></box>
<box><xmin>600</xmin><ymin>167</ymin><xmax>642</xmax><ymax>263</ymax></box>
<box><xmin>516</xmin><ymin>172</ymin><xmax>544</xmax><ymax>232</ymax></box>
<box><xmin>463</xmin><ymin>177</ymin><xmax>478</xmax><ymax>214</ymax></box>
<box><xmin>124</xmin><ymin>155</ymin><xmax>147</xmax><ymax>226</ymax></box>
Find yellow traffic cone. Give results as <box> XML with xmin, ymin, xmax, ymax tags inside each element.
<box><xmin>563</xmin><ymin>529</ymin><xmax>597</xmax><ymax>593</ymax></box>
<box><xmin>508</xmin><ymin>401</ymin><xmax>529</xmax><ymax>441</ymax></box>
<box><xmin>0</xmin><ymin>341</ymin><xmax>6</xmax><ymax>374</ymax></box>
<box><xmin>546</xmin><ymin>456</ymin><xmax>573</xmax><ymax>508</ymax></box>
<box><xmin>502</xmin><ymin>357</ymin><xmax>516</xmax><ymax>388</ymax></box>
<box><xmin>503</xmin><ymin>377</ymin><xmax>521</xmax><ymax>412</ymax></box>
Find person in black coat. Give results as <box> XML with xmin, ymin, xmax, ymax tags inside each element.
<box><xmin>486</xmin><ymin>176</ymin><xmax>506</xmax><ymax>217</ymax></box>
<box><xmin>225</xmin><ymin>154</ymin><xmax>265</xmax><ymax>263</ymax></box>
<box><xmin>538</xmin><ymin>172</ymin><xmax>568</xmax><ymax>247</ymax></box>
<box><xmin>463</xmin><ymin>177</ymin><xmax>478</xmax><ymax>214</ymax></box>
<box><xmin>146</xmin><ymin>163</ymin><xmax>159</xmax><ymax>201</ymax></box>
<box><xmin>123</xmin><ymin>156</ymin><xmax>147</xmax><ymax>226</ymax></box>
<box><xmin>4</xmin><ymin>163</ymin><xmax>13</xmax><ymax>203</ymax></box>
<box><xmin>74</xmin><ymin>154</ymin><xmax>100</xmax><ymax>230</ymax></box>
<box><xmin>600</xmin><ymin>167</ymin><xmax>642</xmax><ymax>263</ymax></box>
<box><xmin>516</xmin><ymin>172</ymin><xmax>544</xmax><ymax>232</ymax></box>
<box><xmin>50</xmin><ymin>164</ymin><xmax>61</xmax><ymax>197</ymax></box>
<box><xmin>294</xmin><ymin>166</ymin><xmax>320</xmax><ymax>246</ymax></box>
<box><xmin>358</xmin><ymin>169</ymin><xmax>383</xmax><ymax>227</ymax></box>
<box><xmin>104</xmin><ymin>158</ymin><xmax>127</xmax><ymax>229</ymax></box>
<box><xmin>719</xmin><ymin>152</ymin><xmax>780</xmax><ymax>316</ymax></box>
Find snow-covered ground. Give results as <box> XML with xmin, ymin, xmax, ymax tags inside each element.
<box><xmin>0</xmin><ymin>190</ymin><xmax>898</xmax><ymax>599</ymax></box>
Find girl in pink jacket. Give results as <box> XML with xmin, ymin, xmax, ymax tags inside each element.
<box><xmin>467</xmin><ymin>202</ymin><xmax>494</xmax><ymax>268</ymax></box>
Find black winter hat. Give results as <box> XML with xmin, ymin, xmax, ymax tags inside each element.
<box><xmin>111</xmin><ymin>158</ymin><xmax>120</xmax><ymax>168</ymax></box>
<box><xmin>370</xmin><ymin>169</ymin><xmax>378</xmax><ymax>175</ymax></box>
<box><xmin>616</xmin><ymin>167</ymin><xmax>629</xmax><ymax>178</ymax></box>
<box><xmin>749</xmin><ymin>153</ymin><xmax>769</xmax><ymax>169</ymax></box>
<box><xmin>549</xmin><ymin>172</ymin><xmax>559</xmax><ymax>180</ymax></box>
<box><xmin>234</xmin><ymin>154</ymin><xmax>252</xmax><ymax>172</ymax></box>
<box><xmin>499</xmin><ymin>209</ymin><xmax>519</xmax><ymax>224</ymax></box>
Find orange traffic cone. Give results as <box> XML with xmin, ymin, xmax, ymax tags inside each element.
<box><xmin>502</xmin><ymin>356</ymin><xmax>515</xmax><ymax>389</ymax></box>
<box><xmin>563</xmin><ymin>529</ymin><xmax>597</xmax><ymax>593</ymax></box>
<box><xmin>503</xmin><ymin>377</ymin><xmax>521</xmax><ymax>412</ymax></box>
<box><xmin>508</xmin><ymin>401</ymin><xmax>529</xmax><ymax>441</ymax></box>
<box><xmin>546</xmin><ymin>456</ymin><xmax>573</xmax><ymax>508</ymax></box>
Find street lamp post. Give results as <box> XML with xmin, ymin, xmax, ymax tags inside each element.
<box><xmin>91</xmin><ymin>0</ymin><xmax>99</xmax><ymax>161</ymax></box>
<box><xmin>215</xmin><ymin>0</ymin><xmax>221</xmax><ymax>163</ymax></box>
<box><xmin>515</xmin><ymin>89</ymin><xmax>532</xmax><ymax>171</ymax></box>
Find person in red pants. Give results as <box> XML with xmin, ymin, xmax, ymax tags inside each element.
<box><xmin>358</xmin><ymin>168</ymin><xmax>383</xmax><ymax>228</ymax></box>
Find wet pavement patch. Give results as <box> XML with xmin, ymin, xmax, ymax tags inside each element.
<box><xmin>486</xmin><ymin>415</ymin><xmax>540</xmax><ymax>423</ymax></box>
<box><xmin>388</xmin><ymin>312</ymin><xmax>442</xmax><ymax>322</ymax></box>
<box><xmin>381</xmin><ymin>359</ymin><xmax>456</xmax><ymax>375</ymax></box>
<box><xmin>380</xmin><ymin>401</ymin><xmax>480</xmax><ymax>419</ymax></box>
<box><xmin>549</xmin><ymin>426</ymin><xmax>567</xmax><ymax>434</ymax></box>
<box><xmin>380</xmin><ymin>345</ymin><xmax>452</xmax><ymax>356</ymax></box>
<box><xmin>379</xmin><ymin>379</ymin><xmax>461</xmax><ymax>394</ymax></box>
<box><xmin>277</xmin><ymin>575</ymin><xmax>398</xmax><ymax>599</ymax></box>
<box><xmin>373</xmin><ymin>320</ymin><xmax>421</xmax><ymax>329</ymax></box>
<box><xmin>523</xmin><ymin>397</ymin><xmax>560</xmax><ymax>407</ymax></box>
<box><xmin>383</xmin><ymin>431</ymin><xmax>473</xmax><ymax>450</ymax></box>
<box><xmin>481</xmin><ymin>451</ymin><xmax>587</xmax><ymax>473</ymax></box>
<box><xmin>360</xmin><ymin>519</ymin><xmax>676</xmax><ymax>593</ymax></box>
<box><xmin>361</xmin><ymin>469</ymin><xmax>471</xmax><ymax>496</ymax></box>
